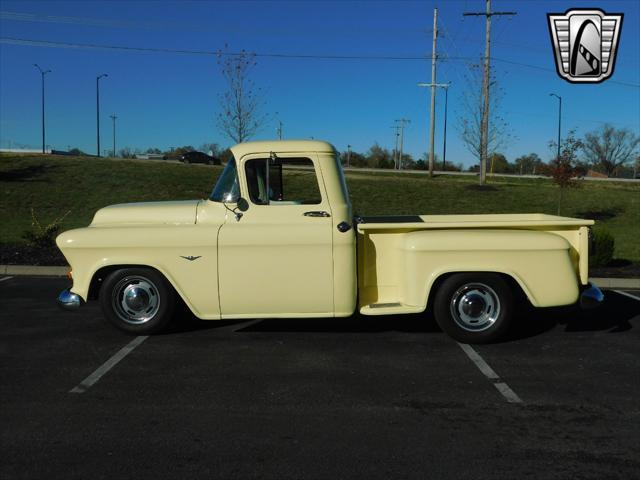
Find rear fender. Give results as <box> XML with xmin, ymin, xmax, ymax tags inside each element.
<box><xmin>401</xmin><ymin>229</ymin><xmax>580</xmax><ymax>308</ymax></box>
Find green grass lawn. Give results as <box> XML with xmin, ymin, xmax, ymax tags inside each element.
<box><xmin>2</xmin><ymin>154</ymin><xmax>639</xmax><ymax>262</ymax></box>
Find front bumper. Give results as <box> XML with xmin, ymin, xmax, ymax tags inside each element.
<box><xmin>580</xmin><ymin>282</ymin><xmax>604</xmax><ymax>309</ymax></box>
<box><xmin>57</xmin><ymin>289</ymin><xmax>83</xmax><ymax>310</ymax></box>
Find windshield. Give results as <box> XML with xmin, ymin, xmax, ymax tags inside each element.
<box><xmin>210</xmin><ymin>158</ymin><xmax>240</xmax><ymax>202</ymax></box>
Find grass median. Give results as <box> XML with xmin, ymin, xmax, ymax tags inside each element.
<box><xmin>1</xmin><ymin>154</ymin><xmax>639</xmax><ymax>262</ymax></box>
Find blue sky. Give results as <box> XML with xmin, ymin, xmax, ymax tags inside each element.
<box><xmin>0</xmin><ymin>0</ymin><xmax>638</xmax><ymax>166</ymax></box>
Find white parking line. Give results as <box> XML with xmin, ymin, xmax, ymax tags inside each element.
<box><xmin>614</xmin><ymin>290</ymin><xmax>640</xmax><ymax>302</ymax></box>
<box><xmin>457</xmin><ymin>342</ymin><xmax>523</xmax><ymax>404</ymax></box>
<box><xmin>0</xmin><ymin>276</ymin><xmax>13</xmax><ymax>283</ymax></box>
<box><xmin>70</xmin><ymin>336</ymin><xmax>148</xmax><ymax>393</ymax></box>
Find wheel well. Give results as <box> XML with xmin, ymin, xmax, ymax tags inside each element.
<box><xmin>88</xmin><ymin>265</ymin><xmax>167</xmax><ymax>300</ymax></box>
<box><xmin>426</xmin><ymin>271</ymin><xmax>530</xmax><ymax>311</ymax></box>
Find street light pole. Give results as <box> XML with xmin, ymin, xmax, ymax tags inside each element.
<box><xmin>418</xmin><ymin>82</ymin><xmax>450</xmax><ymax>171</ymax></box>
<box><xmin>347</xmin><ymin>144</ymin><xmax>351</xmax><ymax>168</ymax></box>
<box><xmin>110</xmin><ymin>114</ymin><xmax>117</xmax><ymax>157</ymax></box>
<box><xmin>276</xmin><ymin>120</ymin><xmax>283</xmax><ymax>140</ymax></box>
<box><xmin>549</xmin><ymin>93</ymin><xmax>562</xmax><ymax>160</ymax></box>
<box><xmin>96</xmin><ymin>73</ymin><xmax>108</xmax><ymax>157</ymax></box>
<box><xmin>33</xmin><ymin>64</ymin><xmax>51</xmax><ymax>154</ymax></box>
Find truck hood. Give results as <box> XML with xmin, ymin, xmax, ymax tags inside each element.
<box><xmin>90</xmin><ymin>200</ymin><xmax>201</xmax><ymax>226</ymax></box>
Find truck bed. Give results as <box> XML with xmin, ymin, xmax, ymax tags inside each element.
<box><xmin>356</xmin><ymin>213</ymin><xmax>594</xmax><ymax>315</ymax></box>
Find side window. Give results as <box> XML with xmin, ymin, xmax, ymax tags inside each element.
<box><xmin>245</xmin><ymin>157</ymin><xmax>322</xmax><ymax>205</ymax></box>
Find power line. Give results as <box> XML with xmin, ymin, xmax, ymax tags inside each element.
<box><xmin>491</xmin><ymin>57</ymin><xmax>640</xmax><ymax>88</ymax></box>
<box><xmin>2</xmin><ymin>35</ymin><xmax>638</xmax><ymax>88</ymax></box>
<box><xmin>0</xmin><ymin>36</ymin><xmax>465</xmax><ymax>62</ymax></box>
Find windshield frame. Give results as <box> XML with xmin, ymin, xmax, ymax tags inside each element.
<box><xmin>209</xmin><ymin>158</ymin><xmax>240</xmax><ymax>203</ymax></box>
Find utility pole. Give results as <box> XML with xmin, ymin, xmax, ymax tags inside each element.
<box><xmin>276</xmin><ymin>119</ymin><xmax>283</xmax><ymax>140</ymax></box>
<box><xmin>96</xmin><ymin>73</ymin><xmax>108</xmax><ymax>157</ymax></box>
<box><xmin>428</xmin><ymin>7</ymin><xmax>438</xmax><ymax>178</ymax></box>
<box><xmin>464</xmin><ymin>0</ymin><xmax>516</xmax><ymax>184</ymax></box>
<box><xmin>346</xmin><ymin>144</ymin><xmax>352</xmax><ymax>168</ymax></box>
<box><xmin>33</xmin><ymin>64</ymin><xmax>51</xmax><ymax>154</ymax></box>
<box><xmin>395</xmin><ymin>118</ymin><xmax>410</xmax><ymax>170</ymax></box>
<box><xmin>390</xmin><ymin>124</ymin><xmax>401</xmax><ymax>169</ymax></box>
<box><xmin>418</xmin><ymin>82</ymin><xmax>450</xmax><ymax>169</ymax></box>
<box><xmin>110</xmin><ymin>114</ymin><xmax>117</xmax><ymax>157</ymax></box>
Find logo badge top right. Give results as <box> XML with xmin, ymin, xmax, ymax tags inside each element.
<box><xmin>548</xmin><ymin>9</ymin><xmax>623</xmax><ymax>83</ymax></box>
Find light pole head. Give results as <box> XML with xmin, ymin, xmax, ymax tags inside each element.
<box><xmin>98</xmin><ymin>73</ymin><xmax>108</xmax><ymax>80</ymax></box>
<box><xmin>33</xmin><ymin>64</ymin><xmax>50</xmax><ymax>75</ymax></box>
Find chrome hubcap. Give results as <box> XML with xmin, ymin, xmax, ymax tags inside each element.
<box><xmin>450</xmin><ymin>283</ymin><xmax>500</xmax><ymax>332</ymax></box>
<box><xmin>112</xmin><ymin>277</ymin><xmax>160</xmax><ymax>325</ymax></box>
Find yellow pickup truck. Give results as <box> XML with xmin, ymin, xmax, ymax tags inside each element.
<box><xmin>56</xmin><ymin>140</ymin><xmax>603</xmax><ymax>343</ymax></box>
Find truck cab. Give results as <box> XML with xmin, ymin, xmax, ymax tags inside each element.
<box><xmin>206</xmin><ymin>140</ymin><xmax>357</xmax><ymax>319</ymax></box>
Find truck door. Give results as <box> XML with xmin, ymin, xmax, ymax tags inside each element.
<box><xmin>217</xmin><ymin>154</ymin><xmax>334</xmax><ymax>317</ymax></box>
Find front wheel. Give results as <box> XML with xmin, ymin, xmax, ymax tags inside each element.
<box><xmin>433</xmin><ymin>273</ymin><xmax>514</xmax><ymax>344</ymax></box>
<box><xmin>99</xmin><ymin>268</ymin><xmax>176</xmax><ymax>334</ymax></box>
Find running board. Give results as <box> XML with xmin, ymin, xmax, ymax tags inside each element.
<box><xmin>360</xmin><ymin>302</ymin><xmax>424</xmax><ymax>316</ymax></box>
<box><xmin>369</xmin><ymin>302</ymin><xmax>402</xmax><ymax>309</ymax></box>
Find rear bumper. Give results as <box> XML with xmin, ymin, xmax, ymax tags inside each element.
<box><xmin>57</xmin><ymin>289</ymin><xmax>83</xmax><ymax>310</ymax></box>
<box><xmin>580</xmin><ymin>282</ymin><xmax>604</xmax><ymax>309</ymax></box>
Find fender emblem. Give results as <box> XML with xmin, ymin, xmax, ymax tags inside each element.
<box><xmin>180</xmin><ymin>255</ymin><xmax>202</xmax><ymax>261</ymax></box>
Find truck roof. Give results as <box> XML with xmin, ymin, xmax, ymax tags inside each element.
<box><xmin>230</xmin><ymin>140</ymin><xmax>335</xmax><ymax>160</ymax></box>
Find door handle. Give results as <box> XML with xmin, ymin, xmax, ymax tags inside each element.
<box><xmin>303</xmin><ymin>211</ymin><xmax>331</xmax><ymax>218</ymax></box>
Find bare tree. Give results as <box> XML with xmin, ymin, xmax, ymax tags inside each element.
<box><xmin>582</xmin><ymin>124</ymin><xmax>640</xmax><ymax>177</ymax></box>
<box><xmin>216</xmin><ymin>48</ymin><xmax>266</xmax><ymax>144</ymax></box>
<box><xmin>457</xmin><ymin>66</ymin><xmax>513</xmax><ymax>172</ymax></box>
<box><xmin>545</xmin><ymin>131</ymin><xmax>582</xmax><ymax>215</ymax></box>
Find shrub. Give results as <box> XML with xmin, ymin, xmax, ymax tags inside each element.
<box><xmin>21</xmin><ymin>209</ymin><xmax>70</xmax><ymax>247</ymax></box>
<box><xmin>590</xmin><ymin>229</ymin><xmax>615</xmax><ymax>267</ymax></box>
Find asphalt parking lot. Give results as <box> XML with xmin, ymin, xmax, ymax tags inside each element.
<box><xmin>1</xmin><ymin>276</ymin><xmax>639</xmax><ymax>480</ymax></box>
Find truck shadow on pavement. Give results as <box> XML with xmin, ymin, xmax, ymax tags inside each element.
<box><xmin>505</xmin><ymin>291</ymin><xmax>638</xmax><ymax>342</ymax></box>
<box><xmin>167</xmin><ymin>291</ymin><xmax>638</xmax><ymax>341</ymax></box>
<box><xmin>236</xmin><ymin>314</ymin><xmax>442</xmax><ymax>334</ymax></box>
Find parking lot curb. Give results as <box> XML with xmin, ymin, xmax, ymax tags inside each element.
<box><xmin>1</xmin><ymin>265</ymin><xmax>638</xmax><ymax>289</ymax></box>
<box><xmin>1</xmin><ymin>265</ymin><xmax>69</xmax><ymax>276</ymax></box>
<box><xmin>589</xmin><ymin>277</ymin><xmax>640</xmax><ymax>290</ymax></box>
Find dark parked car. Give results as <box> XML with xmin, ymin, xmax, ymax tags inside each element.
<box><xmin>180</xmin><ymin>151</ymin><xmax>221</xmax><ymax>165</ymax></box>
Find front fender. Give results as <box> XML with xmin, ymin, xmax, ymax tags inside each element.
<box><xmin>56</xmin><ymin>224</ymin><xmax>222</xmax><ymax>319</ymax></box>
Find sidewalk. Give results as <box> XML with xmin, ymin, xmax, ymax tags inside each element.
<box><xmin>1</xmin><ymin>265</ymin><xmax>638</xmax><ymax>290</ymax></box>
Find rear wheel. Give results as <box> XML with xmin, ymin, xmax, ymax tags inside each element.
<box><xmin>433</xmin><ymin>273</ymin><xmax>514</xmax><ymax>344</ymax></box>
<box><xmin>99</xmin><ymin>268</ymin><xmax>175</xmax><ymax>334</ymax></box>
